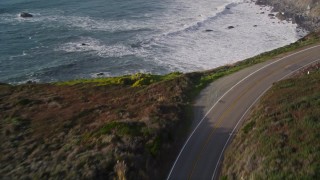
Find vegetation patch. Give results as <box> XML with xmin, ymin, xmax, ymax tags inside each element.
<box><xmin>0</xmin><ymin>72</ymin><xmax>194</xmax><ymax>180</ymax></box>
<box><xmin>146</xmin><ymin>136</ymin><xmax>162</xmax><ymax>157</ymax></box>
<box><xmin>242</xmin><ymin>121</ymin><xmax>256</xmax><ymax>134</ymax></box>
<box><xmin>97</xmin><ymin>121</ymin><xmax>144</xmax><ymax>136</ymax></box>
<box><xmin>55</xmin><ymin>72</ymin><xmax>182</xmax><ymax>87</ymax></box>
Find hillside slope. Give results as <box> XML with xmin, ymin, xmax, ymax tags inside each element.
<box><xmin>0</xmin><ymin>73</ymin><xmax>196</xmax><ymax>179</ymax></box>
<box><xmin>221</xmin><ymin>63</ymin><xmax>320</xmax><ymax>179</ymax></box>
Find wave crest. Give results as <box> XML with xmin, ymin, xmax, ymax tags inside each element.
<box><xmin>56</xmin><ymin>37</ymin><xmax>138</xmax><ymax>58</ymax></box>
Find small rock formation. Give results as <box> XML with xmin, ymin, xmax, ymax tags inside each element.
<box><xmin>20</xmin><ymin>12</ymin><xmax>33</xmax><ymax>18</ymax></box>
<box><xmin>96</xmin><ymin>72</ymin><xmax>104</xmax><ymax>76</ymax></box>
<box><xmin>268</xmin><ymin>13</ymin><xmax>275</xmax><ymax>17</ymax></box>
<box><xmin>256</xmin><ymin>0</ymin><xmax>320</xmax><ymax>31</ymax></box>
<box><xmin>26</xmin><ymin>80</ymin><xmax>35</xmax><ymax>84</ymax></box>
<box><xmin>131</xmin><ymin>43</ymin><xmax>142</xmax><ymax>48</ymax></box>
<box><xmin>205</xmin><ymin>29</ymin><xmax>213</xmax><ymax>32</ymax></box>
<box><xmin>227</xmin><ymin>26</ymin><xmax>235</xmax><ymax>29</ymax></box>
<box><xmin>81</xmin><ymin>43</ymin><xmax>88</xmax><ymax>46</ymax></box>
<box><xmin>276</xmin><ymin>12</ymin><xmax>286</xmax><ymax>21</ymax></box>
<box><xmin>253</xmin><ymin>25</ymin><xmax>258</xmax><ymax>27</ymax></box>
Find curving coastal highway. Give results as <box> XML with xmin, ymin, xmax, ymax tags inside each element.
<box><xmin>167</xmin><ymin>44</ymin><xmax>320</xmax><ymax>180</ymax></box>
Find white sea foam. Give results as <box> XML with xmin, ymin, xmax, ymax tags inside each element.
<box><xmin>89</xmin><ymin>68</ymin><xmax>150</xmax><ymax>78</ymax></box>
<box><xmin>17</xmin><ymin>78</ymin><xmax>40</xmax><ymax>85</ymax></box>
<box><xmin>52</xmin><ymin>16</ymin><xmax>153</xmax><ymax>32</ymax></box>
<box><xmin>9</xmin><ymin>51</ymin><xmax>28</xmax><ymax>60</ymax></box>
<box><xmin>57</xmin><ymin>0</ymin><xmax>307</xmax><ymax>74</ymax></box>
<box><xmin>56</xmin><ymin>37</ymin><xmax>137</xmax><ymax>58</ymax></box>
<box><xmin>0</xmin><ymin>12</ymin><xmax>152</xmax><ymax>32</ymax></box>
<box><xmin>0</xmin><ymin>0</ymin><xmax>238</xmax><ymax>34</ymax></box>
<box><xmin>139</xmin><ymin>0</ymin><xmax>308</xmax><ymax>72</ymax></box>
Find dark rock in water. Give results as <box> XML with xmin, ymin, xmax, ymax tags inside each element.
<box><xmin>276</xmin><ymin>12</ymin><xmax>286</xmax><ymax>21</ymax></box>
<box><xmin>81</xmin><ymin>43</ymin><xmax>88</xmax><ymax>46</ymax></box>
<box><xmin>226</xmin><ymin>7</ymin><xmax>230</xmax><ymax>10</ymax></box>
<box><xmin>205</xmin><ymin>29</ymin><xmax>213</xmax><ymax>32</ymax></box>
<box><xmin>293</xmin><ymin>15</ymin><xmax>306</xmax><ymax>25</ymax></box>
<box><xmin>131</xmin><ymin>43</ymin><xmax>142</xmax><ymax>48</ymax></box>
<box><xmin>20</xmin><ymin>12</ymin><xmax>33</xmax><ymax>18</ymax></box>
<box><xmin>227</xmin><ymin>26</ymin><xmax>235</xmax><ymax>29</ymax></box>
<box><xmin>96</xmin><ymin>72</ymin><xmax>104</xmax><ymax>76</ymax></box>
<box><xmin>253</xmin><ymin>25</ymin><xmax>258</xmax><ymax>27</ymax></box>
<box><xmin>26</xmin><ymin>80</ymin><xmax>36</xmax><ymax>84</ymax></box>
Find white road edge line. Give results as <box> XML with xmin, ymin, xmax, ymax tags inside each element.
<box><xmin>166</xmin><ymin>45</ymin><xmax>320</xmax><ymax>180</ymax></box>
<box><xmin>210</xmin><ymin>58</ymin><xmax>320</xmax><ymax>180</ymax></box>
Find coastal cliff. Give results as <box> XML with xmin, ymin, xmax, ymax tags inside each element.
<box><xmin>1</xmin><ymin>33</ymin><xmax>319</xmax><ymax>179</ymax></box>
<box><xmin>257</xmin><ymin>0</ymin><xmax>320</xmax><ymax>31</ymax></box>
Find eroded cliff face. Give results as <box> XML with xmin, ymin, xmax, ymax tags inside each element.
<box><xmin>257</xmin><ymin>0</ymin><xmax>320</xmax><ymax>31</ymax></box>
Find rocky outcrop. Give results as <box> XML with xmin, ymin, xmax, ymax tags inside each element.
<box><xmin>256</xmin><ymin>0</ymin><xmax>320</xmax><ymax>31</ymax></box>
<box><xmin>20</xmin><ymin>12</ymin><xmax>33</xmax><ymax>18</ymax></box>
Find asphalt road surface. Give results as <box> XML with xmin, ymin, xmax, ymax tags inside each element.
<box><xmin>167</xmin><ymin>44</ymin><xmax>320</xmax><ymax>180</ymax></box>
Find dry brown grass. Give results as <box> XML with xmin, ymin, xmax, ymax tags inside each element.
<box><xmin>0</xmin><ymin>75</ymin><xmax>195</xmax><ymax>179</ymax></box>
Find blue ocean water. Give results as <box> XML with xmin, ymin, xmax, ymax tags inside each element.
<box><xmin>0</xmin><ymin>0</ymin><xmax>304</xmax><ymax>83</ymax></box>
<box><xmin>1</xmin><ymin>0</ymin><xmax>166</xmax><ymax>83</ymax></box>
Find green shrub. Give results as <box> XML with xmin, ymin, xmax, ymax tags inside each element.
<box><xmin>97</xmin><ymin>121</ymin><xmax>143</xmax><ymax>136</ymax></box>
<box><xmin>4</xmin><ymin>117</ymin><xmax>30</xmax><ymax>131</ymax></box>
<box><xmin>242</xmin><ymin>121</ymin><xmax>256</xmax><ymax>134</ymax></box>
<box><xmin>18</xmin><ymin>98</ymin><xmax>32</xmax><ymax>105</ymax></box>
<box><xmin>117</xmin><ymin>77</ymin><xmax>134</xmax><ymax>85</ymax></box>
<box><xmin>146</xmin><ymin>136</ymin><xmax>162</xmax><ymax>157</ymax></box>
<box><xmin>56</xmin><ymin>72</ymin><xmax>182</xmax><ymax>87</ymax></box>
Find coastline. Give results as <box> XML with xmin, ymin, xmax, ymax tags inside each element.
<box><xmin>0</xmin><ymin>0</ymin><xmax>306</xmax><ymax>84</ymax></box>
<box><xmin>256</xmin><ymin>0</ymin><xmax>320</xmax><ymax>31</ymax></box>
<box><xmin>1</xmin><ymin>29</ymin><xmax>319</xmax><ymax>179</ymax></box>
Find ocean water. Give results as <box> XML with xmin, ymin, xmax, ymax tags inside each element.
<box><xmin>0</xmin><ymin>0</ymin><xmax>307</xmax><ymax>83</ymax></box>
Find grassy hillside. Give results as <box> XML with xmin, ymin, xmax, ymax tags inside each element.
<box><xmin>221</xmin><ymin>63</ymin><xmax>320</xmax><ymax>179</ymax></box>
<box><xmin>0</xmin><ymin>73</ymin><xmax>199</xmax><ymax>179</ymax></box>
<box><xmin>0</xmin><ymin>32</ymin><xmax>319</xmax><ymax>179</ymax></box>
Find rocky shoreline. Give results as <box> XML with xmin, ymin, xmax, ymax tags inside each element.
<box><xmin>256</xmin><ymin>0</ymin><xmax>320</xmax><ymax>31</ymax></box>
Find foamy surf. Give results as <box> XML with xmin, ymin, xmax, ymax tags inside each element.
<box><xmin>0</xmin><ymin>0</ymin><xmax>308</xmax><ymax>83</ymax></box>
<box><xmin>132</xmin><ymin>1</ymin><xmax>307</xmax><ymax>72</ymax></box>
<box><xmin>57</xmin><ymin>37</ymin><xmax>137</xmax><ymax>58</ymax></box>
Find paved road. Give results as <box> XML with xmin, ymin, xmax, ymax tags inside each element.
<box><xmin>167</xmin><ymin>44</ymin><xmax>320</xmax><ymax>180</ymax></box>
